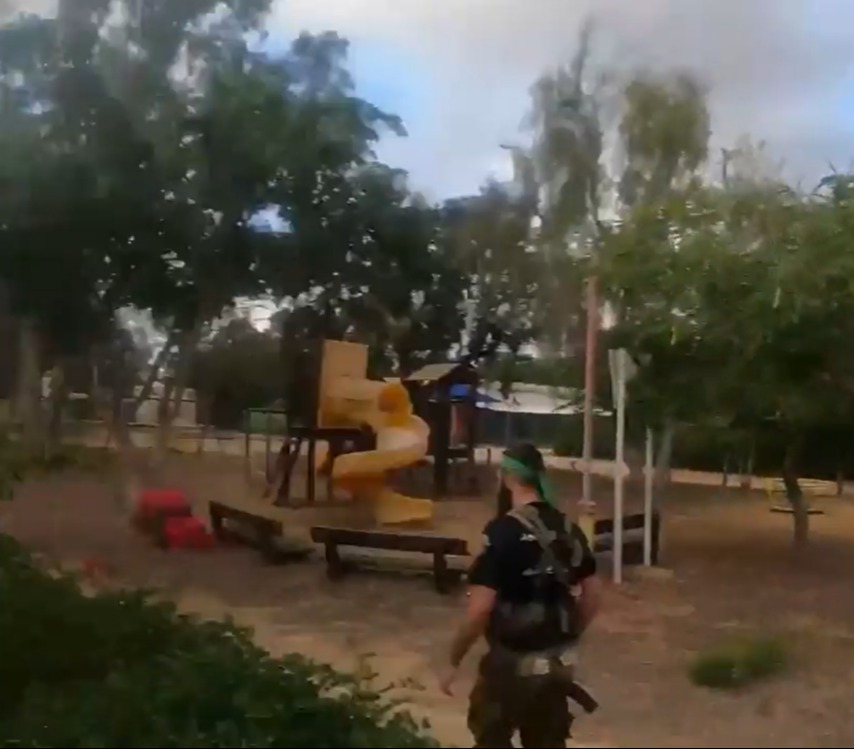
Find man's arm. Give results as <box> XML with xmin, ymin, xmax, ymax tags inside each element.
<box><xmin>449</xmin><ymin>585</ymin><xmax>496</xmax><ymax>667</ymax></box>
<box><xmin>448</xmin><ymin>522</ymin><xmax>505</xmax><ymax>667</ymax></box>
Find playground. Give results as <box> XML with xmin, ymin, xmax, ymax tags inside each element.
<box><xmin>4</xmin><ymin>446</ymin><xmax>854</xmax><ymax>747</ymax></box>
<box><xmin>1</xmin><ymin>340</ymin><xmax>851</xmax><ymax>747</ymax></box>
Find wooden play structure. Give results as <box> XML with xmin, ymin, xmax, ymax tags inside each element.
<box><xmin>402</xmin><ymin>360</ymin><xmax>480</xmax><ymax>496</ymax></box>
<box><xmin>209</xmin><ymin>335</ymin><xmax>659</xmax><ymax>590</ymax></box>
<box><xmin>269</xmin><ymin>338</ymin><xmax>435</xmax><ymax>525</ymax></box>
<box><xmin>212</xmin><ymin>339</ymin><xmax>471</xmax><ymax>591</ymax></box>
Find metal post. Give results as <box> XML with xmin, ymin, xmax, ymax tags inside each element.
<box><xmin>643</xmin><ymin>428</ymin><xmax>654</xmax><ymax>566</ymax></box>
<box><xmin>613</xmin><ymin>351</ymin><xmax>625</xmax><ymax>584</ymax></box>
<box><xmin>579</xmin><ymin>275</ymin><xmax>599</xmax><ymax>543</ymax></box>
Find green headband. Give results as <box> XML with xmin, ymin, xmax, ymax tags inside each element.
<box><xmin>500</xmin><ymin>455</ymin><xmax>555</xmax><ymax>506</ymax></box>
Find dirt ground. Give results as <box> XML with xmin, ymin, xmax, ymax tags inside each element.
<box><xmin>3</xmin><ymin>454</ymin><xmax>854</xmax><ymax>748</ymax></box>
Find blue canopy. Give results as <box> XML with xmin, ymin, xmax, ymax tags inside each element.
<box><xmin>449</xmin><ymin>383</ymin><xmax>500</xmax><ymax>404</ymax></box>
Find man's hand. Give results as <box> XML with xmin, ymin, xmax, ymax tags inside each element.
<box><xmin>438</xmin><ymin>664</ymin><xmax>459</xmax><ymax>696</ymax></box>
<box><xmin>441</xmin><ymin>585</ymin><xmax>495</xmax><ymax>696</ymax></box>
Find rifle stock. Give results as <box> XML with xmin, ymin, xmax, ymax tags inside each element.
<box><xmin>565</xmin><ymin>680</ymin><xmax>599</xmax><ymax>714</ymax></box>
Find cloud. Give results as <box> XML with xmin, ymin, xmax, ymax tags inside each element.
<box><xmin>7</xmin><ymin>0</ymin><xmax>852</xmax><ymax>197</ymax></box>
<box><xmin>271</xmin><ymin>0</ymin><xmax>854</xmax><ymax>198</ymax></box>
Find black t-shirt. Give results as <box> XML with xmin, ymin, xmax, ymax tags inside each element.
<box><xmin>468</xmin><ymin>501</ymin><xmax>597</xmax><ymax>653</ymax></box>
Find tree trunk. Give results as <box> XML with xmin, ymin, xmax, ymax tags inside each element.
<box><xmin>107</xmin><ymin>355</ymin><xmax>147</xmax><ymax>516</ymax></box>
<box><xmin>625</xmin><ymin>443</ymin><xmax>645</xmax><ymax>481</ymax></box>
<box><xmin>102</xmin><ymin>330</ymin><xmax>176</xmax><ymax>449</ymax></box>
<box><xmin>654</xmin><ymin>421</ymin><xmax>675</xmax><ymax>486</ymax></box>
<box><xmin>739</xmin><ymin>437</ymin><xmax>755</xmax><ymax>489</ymax></box>
<box><xmin>782</xmin><ymin>442</ymin><xmax>809</xmax><ymax>546</ymax></box>
<box><xmin>155</xmin><ymin>323</ymin><xmax>202</xmax><ymax>459</ymax></box>
<box><xmin>14</xmin><ymin>318</ymin><xmax>43</xmax><ymax>455</ymax></box>
<box><xmin>132</xmin><ymin>333</ymin><xmax>175</xmax><ymax>416</ymax></box>
<box><xmin>154</xmin><ymin>375</ymin><xmax>177</xmax><ymax>457</ymax></box>
<box><xmin>44</xmin><ymin>362</ymin><xmax>69</xmax><ymax>460</ymax></box>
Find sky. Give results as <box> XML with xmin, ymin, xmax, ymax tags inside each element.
<box><xmin>266</xmin><ymin>0</ymin><xmax>854</xmax><ymax>200</ymax></box>
<box><xmin>7</xmin><ymin>0</ymin><xmax>854</xmax><ymax>200</ymax></box>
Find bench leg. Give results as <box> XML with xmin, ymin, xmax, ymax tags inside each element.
<box><xmin>209</xmin><ymin>505</ymin><xmax>226</xmax><ymax>540</ymax></box>
<box><xmin>256</xmin><ymin>525</ymin><xmax>280</xmax><ymax>563</ymax></box>
<box><xmin>433</xmin><ymin>553</ymin><xmax>455</xmax><ymax>594</ymax></box>
<box><xmin>325</xmin><ymin>542</ymin><xmax>346</xmax><ymax>580</ymax></box>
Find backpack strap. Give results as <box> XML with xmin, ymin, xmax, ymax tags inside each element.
<box><xmin>508</xmin><ymin>504</ymin><xmax>569</xmax><ymax>587</ymax></box>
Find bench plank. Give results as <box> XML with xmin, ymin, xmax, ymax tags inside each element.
<box><xmin>310</xmin><ymin>526</ymin><xmax>468</xmax><ymax>556</ymax></box>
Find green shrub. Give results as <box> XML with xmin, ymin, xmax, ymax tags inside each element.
<box><xmin>689</xmin><ymin>635</ymin><xmax>788</xmax><ymax>690</ymax></box>
<box><xmin>0</xmin><ymin>535</ymin><xmax>438</xmax><ymax>747</ymax></box>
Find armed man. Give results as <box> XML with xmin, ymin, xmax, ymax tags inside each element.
<box><xmin>439</xmin><ymin>443</ymin><xmax>602</xmax><ymax>748</ymax></box>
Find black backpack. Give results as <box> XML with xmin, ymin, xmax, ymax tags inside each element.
<box><xmin>491</xmin><ymin>504</ymin><xmax>580</xmax><ymax>643</ymax></box>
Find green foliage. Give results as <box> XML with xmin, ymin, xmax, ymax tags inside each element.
<box><xmin>0</xmin><ymin>535</ymin><xmax>438</xmax><ymax>747</ymax></box>
<box><xmin>689</xmin><ymin>636</ymin><xmax>788</xmax><ymax>690</ymax></box>
<box><xmin>0</xmin><ymin>1</ymin><xmax>466</xmax><ymax>410</ymax></box>
<box><xmin>553</xmin><ymin>415</ymin><xmax>616</xmax><ymax>459</ymax></box>
<box><xmin>550</xmin><ymin>416</ymin><xmax>854</xmax><ymax>479</ymax></box>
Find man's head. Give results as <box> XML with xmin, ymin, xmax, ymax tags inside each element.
<box><xmin>496</xmin><ymin>442</ymin><xmax>550</xmax><ymax>514</ymax></box>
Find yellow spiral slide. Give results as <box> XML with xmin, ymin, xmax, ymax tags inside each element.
<box><xmin>313</xmin><ymin>341</ymin><xmax>433</xmax><ymax>526</ymax></box>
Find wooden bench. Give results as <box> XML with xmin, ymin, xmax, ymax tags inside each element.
<box><xmin>764</xmin><ymin>477</ymin><xmax>834</xmax><ymax>515</ymax></box>
<box><xmin>310</xmin><ymin>525</ymin><xmax>470</xmax><ymax>594</ymax></box>
<box><xmin>209</xmin><ymin>500</ymin><xmax>302</xmax><ymax>563</ymax></box>
<box><xmin>592</xmin><ymin>512</ymin><xmax>660</xmax><ymax>566</ymax></box>
<box><xmin>764</xmin><ymin>477</ymin><xmax>837</xmax><ymax>498</ymax></box>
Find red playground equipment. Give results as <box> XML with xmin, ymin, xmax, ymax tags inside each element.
<box><xmin>131</xmin><ymin>488</ymin><xmax>214</xmax><ymax>550</ymax></box>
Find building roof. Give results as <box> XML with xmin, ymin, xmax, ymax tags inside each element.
<box><xmin>404</xmin><ymin>362</ymin><xmax>462</xmax><ymax>382</ymax></box>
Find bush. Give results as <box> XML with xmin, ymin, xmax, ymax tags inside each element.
<box><xmin>0</xmin><ymin>535</ymin><xmax>438</xmax><ymax>748</ymax></box>
<box><xmin>688</xmin><ymin>635</ymin><xmax>788</xmax><ymax>690</ymax></box>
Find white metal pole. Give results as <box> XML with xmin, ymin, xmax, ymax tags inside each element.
<box><xmin>613</xmin><ymin>352</ymin><xmax>625</xmax><ymax>584</ymax></box>
<box><xmin>643</xmin><ymin>428</ymin><xmax>654</xmax><ymax>566</ymax></box>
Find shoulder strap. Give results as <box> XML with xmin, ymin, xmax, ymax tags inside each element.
<box><xmin>563</xmin><ymin>520</ymin><xmax>587</xmax><ymax>569</ymax></box>
<box><xmin>508</xmin><ymin>505</ymin><xmax>569</xmax><ymax>586</ymax></box>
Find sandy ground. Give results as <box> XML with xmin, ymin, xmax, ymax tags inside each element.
<box><xmin>4</xmin><ymin>454</ymin><xmax>854</xmax><ymax>747</ymax></box>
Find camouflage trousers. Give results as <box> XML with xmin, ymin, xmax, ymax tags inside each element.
<box><xmin>467</xmin><ymin>647</ymin><xmax>575</xmax><ymax>748</ymax></box>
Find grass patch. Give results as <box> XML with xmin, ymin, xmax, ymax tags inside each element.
<box><xmin>689</xmin><ymin>635</ymin><xmax>789</xmax><ymax>689</ymax></box>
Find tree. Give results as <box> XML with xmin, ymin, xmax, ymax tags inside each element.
<box><xmin>0</xmin><ymin>4</ymin><xmax>414</xmax><ymax>459</ymax></box>
<box><xmin>523</xmin><ymin>25</ymin><xmax>712</xmax><ymax>491</ymax></box>
<box><xmin>304</xmin><ymin>163</ymin><xmax>466</xmax><ymax>375</ymax></box>
<box><xmin>190</xmin><ymin>316</ymin><xmax>283</xmax><ymax>430</ymax></box>
<box><xmin>602</xmin><ymin>174</ymin><xmax>854</xmax><ymax>545</ymax></box>
<box><xmin>442</xmin><ymin>177</ymin><xmax>540</xmax><ymax>365</ymax></box>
